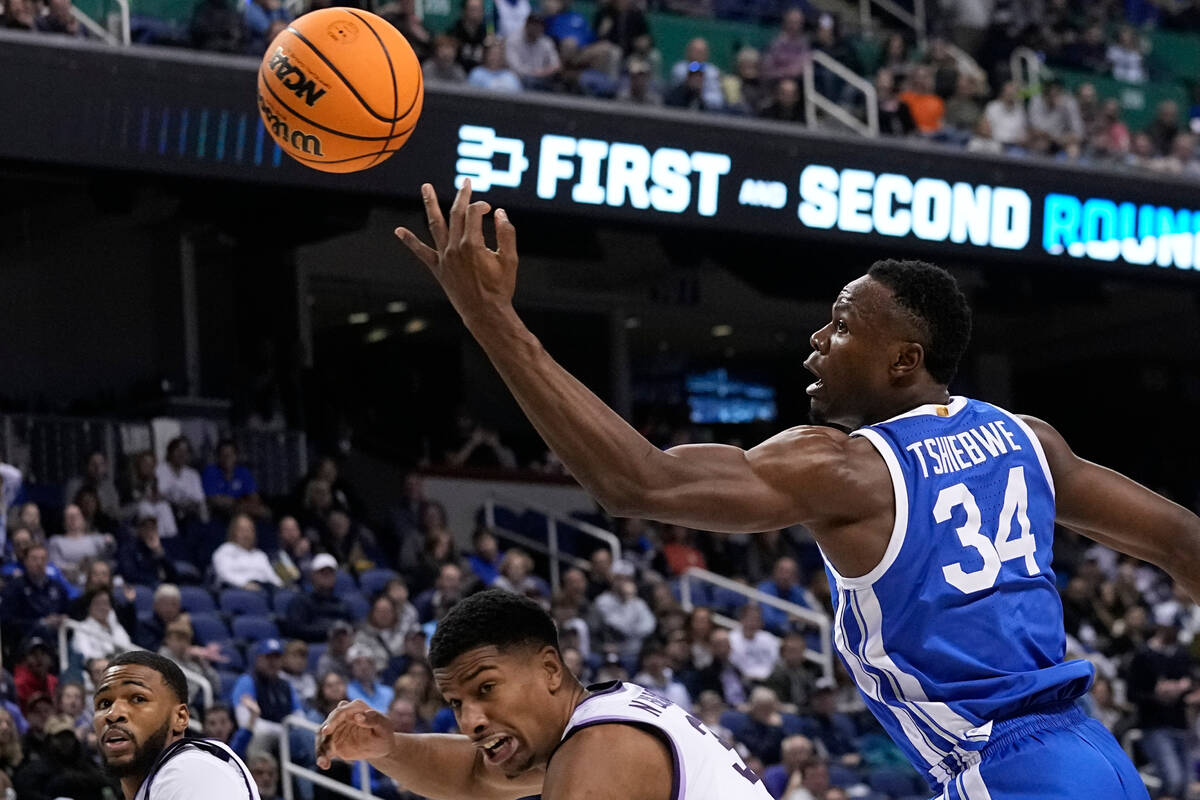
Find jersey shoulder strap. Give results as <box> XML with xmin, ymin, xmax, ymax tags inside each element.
<box><xmin>141</xmin><ymin>737</ymin><xmax>255</xmax><ymax>800</ymax></box>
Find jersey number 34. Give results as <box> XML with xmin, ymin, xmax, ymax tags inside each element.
<box><xmin>934</xmin><ymin>466</ymin><xmax>1039</xmax><ymax>594</ymax></box>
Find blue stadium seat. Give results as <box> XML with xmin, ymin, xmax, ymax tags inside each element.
<box><xmin>231</xmin><ymin>615</ymin><xmax>279</xmax><ymax>642</ymax></box>
<box><xmin>273</xmin><ymin>588</ymin><xmax>300</xmax><ymax>615</ymax></box>
<box><xmin>344</xmin><ymin>591</ymin><xmax>369</xmax><ymax>622</ymax></box>
<box><xmin>334</xmin><ymin>569</ymin><xmax>356</xmax><ymax>595</ymax></box>
<box><xmin>357</xmin><ymin>568</ymin><xmax>399</xmax><ymax>597</ymax></box>
<box><xmin>431</xmin><ymin>707</ymin><xmax>457</xmax><ymax>733</ymax></box>
<box><xmin>719</xmin><ymin>710</ymin><xmax>751</xmax><ymax>740</ymax></box>
<box><xmin>828</xmin><ymin>763</ymin><xmax>862</xmax><ymax>788</ymax></box>
<box><xmin>179</xmin><ymin>586</ymin><xmax>217</xmax><ymax>614</ymax></box>
<box><xmin>780</xmin><ymin>713</ymin><xmax>805</xmax><ymax>736</ymax></box>
<box><xmin>219</xmin><ymin>588</ymin><xmax>271</xmax><ymax>617</ymax></box>
<box><xmin>189</xmin><ymin>612</ymin><xmax>232</xmax><ymax>645</ymax></box>
<box><xmin>216</xmin><ymin>669</ymin><xmax>241</xmax><ymax>702</ymax></box>
<box><xmin>130</xmin><ymin>584</ymin><xmax>155</xmax><ymax>615</ymax></box>
<box><xmin>306</xmin><ymin>643</ymin><xmax>327</xmax><ymax>674</ymax></box>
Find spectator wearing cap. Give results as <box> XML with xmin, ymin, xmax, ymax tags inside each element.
<box><xmin>117</xmin><ymin>514</ymin><xmax>181</xmax><ymax>587</ymax></box>
<box><xmin>507</xmin><ymin>13</ymin><xmax>562</xmax><ymax>90</ymax></box>
<box><xmin>156</xmin><ymin>436</ymin><xmax>209</xmax><ymax>525</ymax></box>
<box><xmin>71</xmin><ymin>588</ymin><xmax>135</xmax><ymax>662</ymax></box>
<box><xmin>669</xmin><ymin>38</ymin><xmax>723</xmax><ymax>110</ymax></box>
<box><xmin>213</xmin><ymin>513</ymin><xmax>283</xmax><ymax>592</ymax></box>
<box><xmin>134</xmin><ymin>583</ymin><xmax>184</xmax><ymax>651</ymax></box>
<box><xmin>346</xmin><ymin>644</ymin><xmax>394</xmax><ymax>712</ymax></box>
<box><xmin>282</xmin><ymin>553</ymin><xmax>354</xmax><ymax>642</ymax></box>
<box><xmin>617</xmin><ymin>57</ymin><xmax>662</xmax><ymax>105</ymax></box>
<box><xmin>158</xmin><ymin>616</ymin><xmax>223</xmax><ymax>703</ymax></box>
<box><xmin>231</xmin><ymin>639</ymin><xmax>301</xmax><ymax>751</ymax></box>
<box><xmin>202</xmin><ymin>439</ymin><xmax>270</xmax><ymax>520</ymax></box>
<box><xmin>1</xmin><ymin>544</ymin><xmax>72</xmax><ymax>645</ymax></box>
<box><xmin>593</xmin><ymin>560</ymin><xmax>656</xmax><ymax>659</ymax></box>
<box><xmin>633</xmin><ymin>640</ymin><xmax>692</xmax><ymax>711</ymax></box>
<box><xmin>13</xmin><ymin>712</ymin><xmax>114</xmax><ymax>799</ymax></box>
<box><xmin>795</xmin><ymin>678</ymin><xmax>860</xmax><ymax>768</ymax></box>
<box><xmin>13</xmin><ymin>640</ymin><xmax>57</xmax><ymax>713</ymax></box>
<box><xmin>318</xmin><ymin>621</ymin><xmax>356</xmax><ymax>679</ymax></box>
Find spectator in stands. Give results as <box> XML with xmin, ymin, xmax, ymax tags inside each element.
<box><xmin>81</xmin><ymin>657</ymin><xmax>107</xmax><ymax>713</ymax></box>
<box><xmin>1062</xmin><ymin>23</ymin><xmax>1108</xmax><ymax>73</ymax></box>
<box><xmin>468</xmin><ymin>37</ymin><xmax>524</xmax><ymax>93</ymax></box>
<box><xmin>689</xmin><ymin>627</ymin><xmax>745</xmax><ymax>705</ymax></box>
<box><xmin>593</xmin><ymin>0</ymin><xmax>652</xmax><ymax>58</ymax></box>
<box><xmin>299</xmin><ymin>477</ymin><xmax>335</xmax><ymax>539</ymax></box>
<box><xmin>120</xmin><ymin>450</ymin><xmax>158</xmax><ymax>518</ymax></box>
<box><xmin>18</xmin><ymin>692</ymin><xmax>55</xmax><ymax>761</ymax></box>
<box><xmin>783</xmin><ymin>757</ymin><xmax>830</xmax><ymax>800</ymax></box>
<box><xmin>48</xmin><ymin>504</ymin><xmax>114</xmax><ymax>587</ymax></box>
<box><xmin>73</xmin><ymin>487</ymin><xmax>117</xmax><ymax>536</ymax></box>
<box><xmin>466</xmin><ymin>528</ymin><xmax>503</xmax><ymax>586</ymax></box>
<box><xmin>763</xmin><ymin>631</ymin><xmax>818</xmax><ymax>713</ymax></box>
<box><xmin>319</xmin><ymin>620</ymin><xmax>355</xmax><ymax>679</ymax></box>
<box><xmin>203</xmin><ymin>702</ymin><xmax>251</xmax><ymax>758</ymax></box>
<box><xmin>1029</xmin><ymin>78</ymin><xmax>1084</xmax><ymax>156</ymax></box>
<box><xmin>387</xmin><ymin>471</ymin><xmax>425</xmax><ymax>553</ymax></box>
<box><xmin>449</xmin><ymin>0</ymin><xmax>487</xmax><ymax>73</ymax></box>
<box><xmin>356</xmin><ymin>593</ymin><xmax>415</xmax><ymax>670</ymax></box>
<box><xmin>757</xmin><ymin>77</ymin><xmax>802</xmax><ymax>122</ymax></box>
<box><xmin>671</xmin><ymin>38</ymin><xmax>724</xmax><ymax>110</ymax></box>
<box><xmin>380</xmin><ymin>0</ymin><xmax>431</xmax><ymax>61</ymax></box>
<box><xmin>403</xmin><ymin>503</ymin><xmax>461</xmax><ymax>594</ymax></box>
<box><xmin>346</xmin><ymin>644</ymin><xmax>393</xmax><ymax>712</ymax></box>
<box><xmin>1</xmin><ymin>545</ymin><xmax>71</xmax><ymax>645</ymax></box>
<box><xmin>71</xmin><ymin>588</ymin><xmax>134</xmax><ymax>662</ymax></box>
<box><xmin>134</xmin><ymin>583</ymin><xmax>183</xmax><ymax>651</ymax></box>
<box><xmin>1089</xmin><ymin>97</ymin><xmax>1131</xmax><ymax>159</ymax></box>
<box><xmin>423</xmin><ymin>34</ymin><xmax>467</xmax><ymax>83</ymax></box>
<box><xmin>271</xmin><ymin>515</ymin><xmax>311</xmax><ymax>586</ymax></box>
<box><xmin>587</xmin><ymin>547</ymin><xmax>615</xmax><ymax>600</ymax></box>
<box><xmin>1146</xmin><ymin>100</ymin><xmax>1182</xmax><ymax>156</ymax></box>
<box><xmin>740</xmin><ymin>686</ymin><xmax>786</xmax><ymax>764</ymax></box>
<box><xmin>762</xmin><ymin>734</ymin><xmax>816</xmax><ymax>799</ymax></box>
<box><xmin>757</xmin><ymin>557</ymin><xmax>810</xmax><ymax>634</ymax></box>
<box><xmin>280</xmin><ymin>639</ymin><xmax>315</xmax><ymax>705</ymax></box>
<box><xmin>762</xmin><ymin>8</ymin><xmax>809</xmax><ymax>84</ymax></box>
<box><xmin>633</xmin><ymin>639</ymin><xmax>692</xmax><ymax>710</ymax></box>
<box><xmin>231</xmin><ymin>639</ymin><xmax>300</xmax><ymax>753</ymax></box>
<box><xmin>309</xmin><ymin>671</ymin><xmax>348</xmax><ymax>724</ymax></box>
<box><xmin>1125</xmin><ymin>131</ymin><xmax>1159</xmax><ymax>170</ymax></box>
<box><xmin>323</xmin><ymin>509</ymin><xmax>378</xmax><ymax>573</ymax></box>
<box><xmin>898</xmin><ymin>64</ymin><xmax>945</xmax><ymax>135</ymax></box>
<box><xmin>797</xmin><ymin>678</ymin><xmax>860</xmax><ymax>768</ymax></box>
<box><xmin>1128</xmin><ymin>612</ymin><xmax>1198</xmax><ymax>800</ymax></box>
<box><xmin>1106</xmin><ymin>26</ymin><xmax>1146</xmax><ymax>84</ymax></box>
<box><xmin>415</xmin><ymin>562</ymin><xmax>464</xmax><ymax>622</ymax></box>
<box><xmin>943</xmin><ymin>72</ymin><xmax>983</xmax><ymax>140</ymax></box>
<box><xmin>63</xmin><ymin>452</ymin><xmax>119</xmax><ymax>523</ymax></box>
<box><xmin>507</xmin><ymin>13</ymin><xmax>561</xmax><ymax>90</ymax></box>
<box><xmin>13</xmin><ymin>712</ymin><xmax>115</xmax><ymax>800</ymax></box>
<box><xmin>730</xmin><ymin>603</ymin><xmax>781</xmax><ymax>682</ymax></box>
<box><xmin>0</xmin><ymin>0</ymin><xmax>35</xmax><ymax>29</ymax></box>
<box><xmin>616</xmin><ymin>57</ymin><xmax>663</xmax><ymax>104</ymax></box>
<box><xmin>594</xmin><ymin>560</ymin><xmax>656</xmax><ymax>658</ymax></box>
<box><xmin>158</xmin><ymin>616</ymin><xmax>222</xmax><ymax>704</ymax></box>
<box><xmin>0</xmin><ymin>706</ymin><xmax>23</xmax><ymax>781</ymax></box>
<box><xmin>14</xmin><ymin>504</ymin><xmax>45</xmax><ymax>545</ymax></box>
<box><xmin>243</xmin><ymin>0</ymin><xmax>291</xmax><ymax>53</ymax></box>
<box><xmin>282</xmin><ymin>553</ymin><xmax>353</xmax><ymax>642</ymax></box>
<box><xmin>879</xmin><ymin>32</ymin><xmax>911</xmax><ymax>81</ymax></box>
<box><xmin>559</xmin><ymin>567</ymin><xmax>590</xmax><ymax>616</ymax></box>
<box><xmin>722</xmin><ymin>47</ymin><xmax>766</xmax><ymax>115</ymax></box>
<box><xmin>493</xmin><ymin>548</ymin><xmax>548</xmax><ymax>599</ymax></box>
<box><xmin>213</xmin><ymin>513</ymin><xmax>283</xmax><ymax>592</ymax></box>
<box><xmin>983</xmin><ymin>80</ymin><xmax>1029</xmax><ymax>151</ymax></box>
<box><xmin>67</xmin><ymin>559</ymin><xmax>137</xmax><ymax>630</ymax></box>
<box><xmin>54</xmin><ymin>680</ymin><xmax>88</xmax><ymax>743</ymax></box>
<box><xmin>135</xmin><ymin>477</ymin><xmax>179</xmax><ymax>539</ymax></box>
<box><xmin>156</xmin><ymin>436</ymin><xmax>208</xmax><ymax>525</ymax></box>
<box><xmin>810</xmin><ymin>13</ymin><xmax>855</xmax><ymax>102</ymax></box>
<box><xmin>117</xmin><ymin>514</ymin><xmax>181</xmax><ymax>587</ymax></box>
<box><xmin>658</xmin><ymin>525</ymin><xmax>707</xmax><ymax>575</ymax></box>
<box><xmin>14</xmin><ymin>639</ymin><xmax>58</xmax><ymax>715</ymax></box>
<box><xmin>1085</xmin><ymin>675</ymin><xmax>1132</xmax><ymax>737</ymax></box>
<box><xmin>874</xmin><ymin>68</ymin><xmax>916</xmax><ymax>137</ymax></box>
<box><xmin>551</xmin><ymin>593</ymin><xmax>592</xmax><ymax>658</ymax></box>
<box><xmin>384</xmin><ymin>578</ymin><xmax>421</xmax><ymax>632</ymax></box>
<box><xmin>202</xmin><ymin>440</ymin><xmax>269</xmax><ymax>520</ymax></box>
<box><xmin>247</xmin><ymin>751</ymin><xmax>281</xmax><ymax>800</ymax></box>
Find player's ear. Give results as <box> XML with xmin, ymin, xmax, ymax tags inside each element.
<box><xmin>892</xmin><ymin>341</ymin><xmax>924</xmax><ymax>378</ymax></box>
<box><xmin>173</xmin><ymin>703</ymin><xmax>190</xmax><ymax>736</ymax></box>
<box><xmin>541</xmin><ymin>646</ymin><xmax>565</xmax><ymax>692</ymax></box>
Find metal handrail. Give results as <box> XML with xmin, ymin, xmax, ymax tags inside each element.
<box><xmin>483</xmin><ymin>493</ymin><xmax>622</xmax><ymax>595</ymax></box>
<box><xmin>803</xmin><ymin>49</ymin><xmax>880</xmax><ymax>138</ymax></box>
<box><xmin>281</xmin><ymin>713</ymin><xmax>375</xmax><ymax>800</ymax></box>
<box><xmin>59</xmin><ymin>618</ymin><xmax>212</xmax><ymax>729</ymax></box>
<box><xmin>70</xmin><ymin>7</ymin><xmax>119</xmax><ymax>44</ymax></box>
<box><xmin>678</xmin><ymin>567</ymin><xmax>834</xmax><ymax>681</ymax></box>
<box><xmin>858</xmin><ymin>0</ymin><xmax>926</xmax><ymax>51</ymax></box>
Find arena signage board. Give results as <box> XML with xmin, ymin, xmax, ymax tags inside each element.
<box><xmin>3</xmin><ymin>34</ymin><xmax>1199</xmax><ymax>275</ymax></box>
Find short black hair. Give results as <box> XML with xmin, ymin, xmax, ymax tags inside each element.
<box><xmin>428</xmin><ymin>589</ymin><xmax>560</xmax><ymax>670</ymax></box>
<box><xmin>867</xmin><ymin>259</ymin><xmax>972</xmax><ymax>384</ymax></box>
<box><xmin>107</xmin><ymin>650</ymin><xmax>190</xmax><ymax>705</ymax></box>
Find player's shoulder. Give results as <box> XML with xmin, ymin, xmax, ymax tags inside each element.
<box><xmin>148</xmin><ymin>742</ymin><xmax>255</xmax><ymax>800</ymax></box>
<box><xmin>547</xmin><ymin>723</ymin><xmax>673</xmax><ymax>800</ymax></box>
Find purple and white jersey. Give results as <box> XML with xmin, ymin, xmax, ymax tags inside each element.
<box><xmin>559</xmin><ymin>682</ymin><xmax>772</xmax><ymax>800</ymax></box>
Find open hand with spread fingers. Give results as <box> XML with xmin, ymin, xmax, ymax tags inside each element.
<box><xmin>394</xmin><ymin>180</ymin><xmax>519</xmax><ymax>324</ymax></box>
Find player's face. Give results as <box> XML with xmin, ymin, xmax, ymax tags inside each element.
<box><xmin>93</xmin><ymin>664</ymin><xmax>188</xmax><ymax>779</ymax></box>
<box><xmin>805</xmin><ymin>277</ymin><xmax>905</xmax><ymax>429</ymax></box>
<box><xmin>435</xmin><ymin>645</ymin><xmax>568</xmax><ymax>779</ymax></box>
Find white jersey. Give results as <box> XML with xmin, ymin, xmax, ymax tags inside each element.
<box><xmin>559</xmin><ymin>682</ymin><xmax>772</xmax><ymax>800</ymax></box>
<box><xmin>134</xmin><ymin>738</ymin><xmax>260</xmax><ymax>800</ymax></box>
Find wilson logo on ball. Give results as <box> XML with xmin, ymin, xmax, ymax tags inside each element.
<box><xmin>267</xmin><ymin>48</ymin><xmax>328</xmax><ymax>107</ymax></box>
<box><xmin>257</xmin><ymin>94</ymin><xmax>325</xmax><ymax>156</ymax></box>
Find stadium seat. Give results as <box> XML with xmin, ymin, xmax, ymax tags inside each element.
<box><xmin>179</xmin><ymin>586</ymin><xmax>217</xmax><ymax>614</ymax></box>
<box><xmin>189</xmin><ymin>612</ymin><xmax>232</xmax><ymax>645</ymax></box>
<box><xmin>273</xmin><ymin>588</ymin><xmax>300</xmax><ymax>615</ymax></box>
<box><xmin>719</xmin><ymin>710</ymin><xmax>751</xmax><ymax>740</ymax></box>
<box><xmin>431</xmin><ymin>706</ymin><xmax>458</xmax><ymax>733</ymax></box>
<box><xmin>130</xmin><ymin>584</ymin><xmax>155</xmax><ymax>615</ymax></box>
<box><xmin>216</xmin><ymin>670</ymin><xmax>241</xmax><ymax>702</ymax></box>
<box><xmin>306</xmin><ymin>643</ymin><xmax>327</xmax><ymax>674</ymax></box>
<box><xmin>334</xmin><ymin>569</ymin><xmax>356</xmax><ymax>595</ymax></box>
<box><xmin>219</xmin><ymin>588</ymin><xmax>271</xmax><ymax>617</ymax></box>
<box><xmin>828</xmin><ymin>763</ymin><xmax>861</xmax><ymax>788</ymax></box>
<box><xmin>357</xmin><ymin>568</ymin><xmax>399</xmax><ymax>597</ymax></box>
<box><xmin>344</xmin><ymin>591</ymin><xmax>369</xmax><ymax>622</ymax></box>
<box><xmin>231</xmin><ymin>615</ymin><xmax>279</xmax><ymax>642</ymax></box>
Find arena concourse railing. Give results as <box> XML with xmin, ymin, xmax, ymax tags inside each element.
<box><xmin>678</xmin><ymin>566</ymin><xmax>835</xmax><ymax>682</ymax></box>
<box><xmin>483</xmin><ymin>493</ymin><xmax>622</xmax><ymax>595</ymax></box>
<box><xmin>280</xmin><ymin>713</ymin><xmax>376</xmax><ymax>800</ymax></box>
<box><xmin>803</xmin><ymin>49</ymin><xmax>880</xmax><ymax>137</ymax></box>
<box><xmin>57</xmin><ymin>618</ymin><xmax>212</xmax><ymax>732</ymax></box>
<box><xmin>858</xmin><ymin>0</ymin><xmax>926</xmax><ymax>50</ymax></box>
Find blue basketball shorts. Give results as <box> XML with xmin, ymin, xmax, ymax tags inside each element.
<box><xmin>937</xmin><ymin>703</ymin><xmax>1150</xmax><ymax>800</ymax></box>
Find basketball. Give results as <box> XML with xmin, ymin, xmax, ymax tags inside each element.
<box><xmin>256</xmin><ymin>8</ymin><xmax>424</xmax><ymax>174</ymax></box>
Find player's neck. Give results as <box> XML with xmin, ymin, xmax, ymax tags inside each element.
<box><xmin>122</xmin><ymin>773</ymin><xmax>146</xmax><ymax>800</ymax></box>
<box><xmin>867</xmin><ymin>385</ymin><xmax>951</xmax><ymax>425</ymax></box>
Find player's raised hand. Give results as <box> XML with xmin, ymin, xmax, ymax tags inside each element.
<box><xmin>315</xmin><ymin>699</ymin><xmax>396</xmax><ymax>769</ymax></box>
<box><xmin>395</xmin><ymin>180</ymin><xmax>519</xmax><ymax>321</ymax></box>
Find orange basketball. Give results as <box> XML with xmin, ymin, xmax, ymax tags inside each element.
<box><xmin>256</xmin><ymin>8</ymin><xmax>424</xmax><ymax>174</ymax></box>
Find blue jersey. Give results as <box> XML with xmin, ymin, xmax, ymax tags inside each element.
<box><xmin>825</xmin><ymin>397</ymin><xmax>1093</xmax><ymax>789</ymax></box>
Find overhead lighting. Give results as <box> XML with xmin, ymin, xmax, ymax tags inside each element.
<box><xmin>711</xmin><ymin>324</ymin><xmax>733</xmax><ymax>338</ymax></box>
<box><xmin>348</xmin><ymin>312</ymin><xmax>369</xmax><ymax>325</ymax></box>
<box><xmin>386</xmin><ymin>301</ymin><xmax>408</xmax><ymax>313</ymax></box>
<box><xmin>624</xmin><ymin>316</ymin><xmax>641</xmax><ymax>329</ymax></box>
<box><xmin>365</xmin><ymin>327</ymin><xmax>390</xmax><ymax>344</ymax></box>
<box><xmin>404</xmin><ymin>317</ymin><xmax>428</xmax><ymax>334</ymax></box>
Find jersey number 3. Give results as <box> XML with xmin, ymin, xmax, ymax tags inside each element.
<box><xmin>934</xmin><ymin>466</ymin><xmax>1039</xmax><ymax>594</ymax></box>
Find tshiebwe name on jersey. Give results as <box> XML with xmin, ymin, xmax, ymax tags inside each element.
<box><xmin>904</xmin><ymin>420</ymin><xmax>1023</xmax><ymax>478</ymax></box>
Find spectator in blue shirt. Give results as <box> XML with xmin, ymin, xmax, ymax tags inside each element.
<box><xmin>243</xmin><ymin>0</ymin><xmax>291</xmax><ymax>54</ymax></box>
<box><xmin>345</xmin><ymin>644</ymin><xmax>393</xmax><ymax>712</ymax></box>
<box><xmin>796</xmin><ymin>679</ymin><xmax>861</xmax><ymax>769</ymax></box>
<box><xmin>466</xmin><ymin>529</ymin><xmax>503</xmax><ymax>586</ymax></box>
<box><xmin>468</xmin><ymin>37</ymin><xmax>524</xmax><ymax>93</ymax></box>
<box><xmin>202</xmin><ymin>440</ymin><xmax>270</xmax><ymax>520</ymax></box>
<box><xmin>1</xmin><ymin>527</ymin><xmax>79</xmax><ymax>601</ymax></box>
<box><xmin>0</xmin><ymin>544</ymin><xmax>72</xmax><ymax>645</ymax></box>
<box><xmin>544</xmin><ymin>0</ymin><xmax>594</xmax><ymax>46</ymax></box>
<box><xmin>756</xmin><ymin>556</ymin><xmax>811</xmax><ymax>634</ymax></box>
<box><xmin>231</xmin><ymin>639</ymin><xmax>301</xmax><ymax>754</ymax></box>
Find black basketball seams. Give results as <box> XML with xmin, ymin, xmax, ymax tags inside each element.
<box><xmin>258</xmin><ymin>66</ymin><xmax>396</xmax><ymax>141</ymax></box>
<box><xmin>346</xmin><ymin>9</ymin><xmax>423</xmax><ymax>121</ymax></box>
<box><xmin>354</xmin><ymin>10</ymin><xmax>398</xmax><ymax>168</ymax></box>
<box><xmin>287</xmin><ymin>146</ymin><xmax>409</xmax><ymax>165</ymax></box>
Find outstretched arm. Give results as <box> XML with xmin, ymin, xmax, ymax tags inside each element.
<box><xmin>395</xmin><ymin>182</ymin><xmax>856</xmax><ymax>533</ymax></box>
<box><xmin>1022</xmin><ymin>415</ymin><xmax>1200</xmax><ymax>601</ymax></box>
